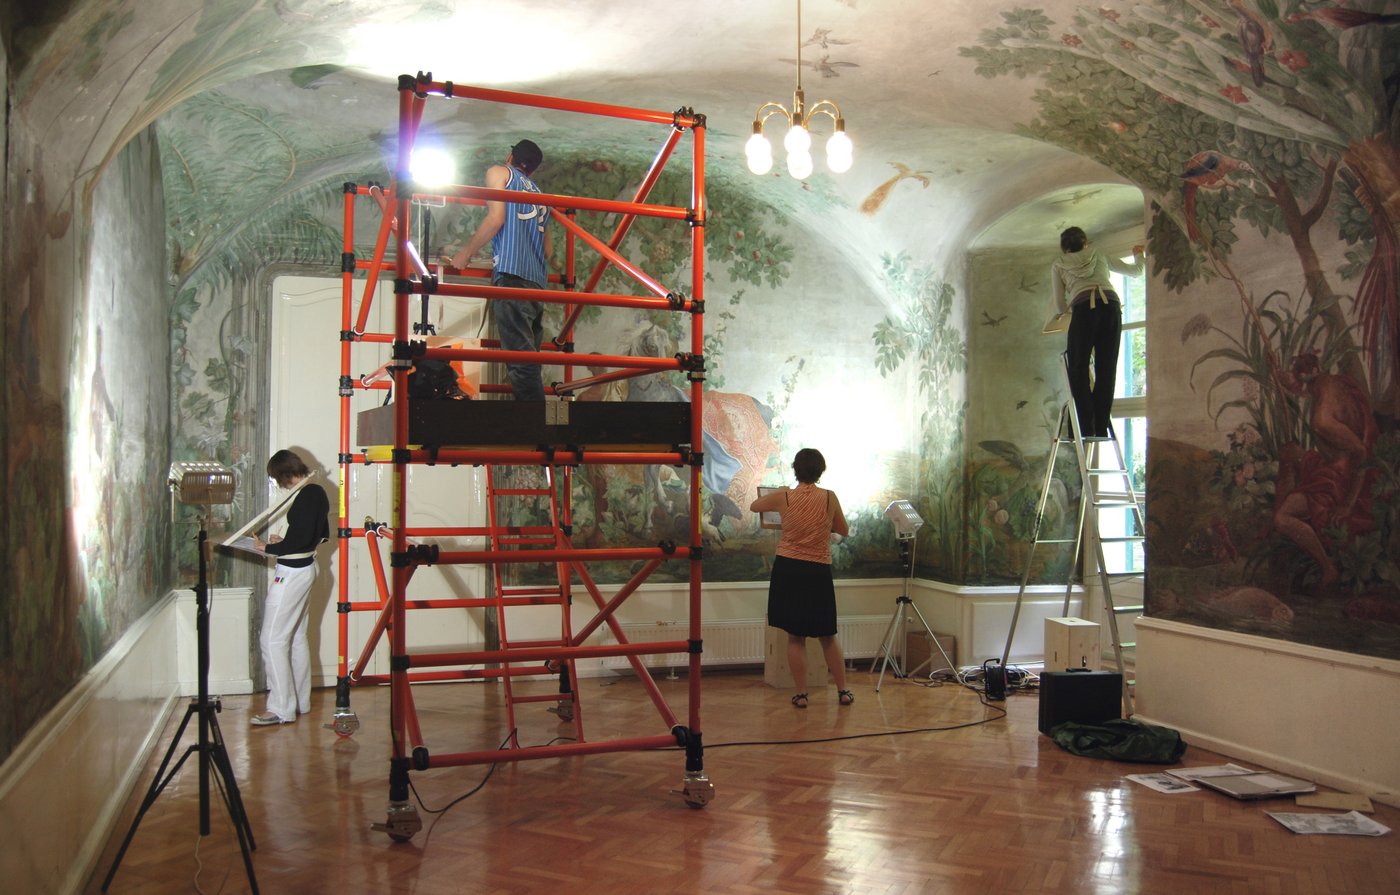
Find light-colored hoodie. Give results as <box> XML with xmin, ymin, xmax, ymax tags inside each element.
<box><xmin>1052</xmin><ymin>248</ymin><xmax>1144</xmax><ymax>315</ymax></box>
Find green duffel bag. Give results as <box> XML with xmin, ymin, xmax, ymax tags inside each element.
<box><xmin>1050</xmin><ymin>718</ymin><xmax>1187</xmax><ymax>764</ymax></box>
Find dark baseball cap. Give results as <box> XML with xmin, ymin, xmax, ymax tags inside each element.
<box><xmin>511</xmin><ymin>139</ymin><xmax>543</xmax><ymax>174</ymax></box>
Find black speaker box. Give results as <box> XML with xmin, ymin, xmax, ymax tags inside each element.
<box><xmin>1038</xmin><ymin>669</ymin><xmax>1122</xmax><ymax>735</ymax></box>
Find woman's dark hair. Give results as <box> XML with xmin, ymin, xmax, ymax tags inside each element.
<box><xmin>267</xmin><ymin>449</ymin><xmax>310</xmax><ymax>488</ymax></box>
<box><xmin>1060</xmin><ymin>226</ymin><xmax>1088</xmax><ymax>253</ymax></box>
<box><xmin>792</xmin><ymin>448</ymin><xmax>826</xmax><ymax>484</ymax></box>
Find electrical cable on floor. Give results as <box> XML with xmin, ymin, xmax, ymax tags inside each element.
<box><xmin>396</xmin><ymin>666</ymin><xmax>1040</xmax><ymax>822</ymax></box>
<box><xmin>415</xmin><ymin>731</ymin><xmax>578</xmax><ymax>840</ymax></box>
<box><xmin>698</xmin><ymin>707</ymin><xmax>1009</xmax><ymax>749</ymax></box>
<box><xmin>192</xmin><ymin>763</ymin><xmax>235</xmax><ymax>895</ymax></box>
<box><xmin>696</xmin><ymin>679</ymin><xmax>1012</xmax><ymax>749</ymax></box>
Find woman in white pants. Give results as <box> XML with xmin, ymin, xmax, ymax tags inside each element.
<box><xmin>252</xmin><ymin>449</ymin><xmax>329</xmax><ymax>726</ymax></box>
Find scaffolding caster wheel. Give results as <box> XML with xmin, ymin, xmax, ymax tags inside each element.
<box><xmin>370</xmin><ymin>800</ymin><xmax>422</xmax><ymax>842</ymax></box>
<box><xmin>673</xmin><ymin>772</ymin><xmax>714</xmax><ymax>810</ymax></box>
<box><xmin>325</xmin><ymin>710</ymin><xmax>360</xmax><ymax>738</ymax></box>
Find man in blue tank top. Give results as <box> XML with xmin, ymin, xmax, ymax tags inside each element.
<box><xmin>444</xmin><ymin>139</ymin><xmax>552</xmax><ymax>400</ymax></box>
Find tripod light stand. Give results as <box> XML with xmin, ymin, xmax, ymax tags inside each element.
<box><xmin>871</xmin><ymin>500</ymin><xmax>956</xmax><ymax>692</ymax></box>
<box><xmin>103</xmin><ymin>462</ymin><xmax>260</xmax><ymax>894</ymax></box>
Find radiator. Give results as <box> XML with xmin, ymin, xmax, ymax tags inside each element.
<box><xmin>597</xmin><ymin>616</ymin><xmax>891</xmax><ymax>670</ymax></box>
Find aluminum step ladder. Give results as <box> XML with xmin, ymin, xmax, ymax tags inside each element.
<box><xmin>1000</xmin><ymin>388</ymin><xmax>1145</xmax><ymax>717</ymax></box>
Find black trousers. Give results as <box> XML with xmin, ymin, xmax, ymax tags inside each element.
<box><xmin>1065</xmin><ymin>295</ymin><xmax>1121</xmax><ymax>437</ymax></box>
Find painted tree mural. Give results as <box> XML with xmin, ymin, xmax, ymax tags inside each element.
<box><xmin>873</xmin><ymin>253</ymin><xmax>968</xmax><ymax>581</ymax></box>
<box><xmin>964</xmin><ymin>1</ymin><xmax>1400</xmax><ymax>657</ymax></box>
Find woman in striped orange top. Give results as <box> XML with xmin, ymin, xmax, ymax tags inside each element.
<box><xmin>750</xmin><ymin>448</ymin><xmax>853</xmax><ymax>708</ymax></box>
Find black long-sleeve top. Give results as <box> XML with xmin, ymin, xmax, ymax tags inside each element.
<box><xmin>265</xmin><ymin>484</ymin><xmax>330</xmax><ymax>568</ymax></box>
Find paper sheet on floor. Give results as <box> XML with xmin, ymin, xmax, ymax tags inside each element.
<box><xmin>1126</xmin><ymin>773</ymin><xmax>1200</xmax><ymax>793</ymax></box>
<box><xmin>1266</xmin><ymin>811</ymin><xmax>1390</xmax><ymax>836</ymax></box>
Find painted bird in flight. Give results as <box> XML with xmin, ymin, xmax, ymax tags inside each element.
<box><xmin>860</xmin><ymin>162</ymin><xmax>933</xmax><ymax>215</ymax></box>
<box><xmin>803</xmin><ymin>28</ymin><xmax>856</xmax><ymax>49</ymax></box>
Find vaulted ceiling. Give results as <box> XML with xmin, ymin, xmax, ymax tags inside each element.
<box><xmin>7</xmin><ymin>0</ymin><xmax>1142</xmax><ymax>278</ymax></box>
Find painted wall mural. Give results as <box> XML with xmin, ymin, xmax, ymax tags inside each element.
<box><xmin>0</xmin><ymin>129</ymin><xmax>171</xmax><ymax>762</ymax></box>
<box><xmin>872</xmin><ymin>252</ymin><xmax>969</xmax><ymax>582</ymax></box>
<box><xmin>964</xmin><ymin>1</ymin><xmax>1400</xmax><ymax>658</ymax></box>
<box><xmin>161</xmin><ymin>79</ymin><xmax>915</xmax><ymax>585</ymax></box>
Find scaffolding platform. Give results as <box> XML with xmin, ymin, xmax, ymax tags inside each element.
<box><xmin>356</xmin><ymin>399</ymin><xmax>692</xmax><ymax>449</ymax></box>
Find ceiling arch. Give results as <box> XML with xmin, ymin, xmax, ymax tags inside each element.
<box><xmin>10</xmin><ymin>0</ymin><xmax>1144</xmax><ymax>271</ymax></box>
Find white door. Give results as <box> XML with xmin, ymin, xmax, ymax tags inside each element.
<box><xmin>269</xmin><ymin>274</ymin><xmax>492</xmax><ymax>686</ymax></box>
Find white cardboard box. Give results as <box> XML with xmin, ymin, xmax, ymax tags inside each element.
<box><xmin>764</xmin><ymin>626</ymin><xmax>830</xmax><ymax>690</ymax></box>
<box><xmin>1044</xmin><ymin>617</ymin><xmax>1101</xmax><ymax>672</ymax></box>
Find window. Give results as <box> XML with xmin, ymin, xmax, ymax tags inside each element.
<box><xmin>1098</xmin><ymin>257</ymin><xmax>1147</xmax><ymax>577</ymax></box>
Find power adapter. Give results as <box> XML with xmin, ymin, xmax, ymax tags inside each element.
<box><xmin>983</xmin><ymin>659</ymin><xmax>1007</xmax><ymax>700</ymax></box>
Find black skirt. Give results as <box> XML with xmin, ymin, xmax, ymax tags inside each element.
<box><xmin>766</xmin><ymin>555</ymin><xmax>838</xmax><ymax>638</ymax></box>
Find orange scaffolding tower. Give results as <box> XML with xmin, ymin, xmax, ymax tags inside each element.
<box><xmin>333</xmin><ymin>73</ymin><xmax>712</xmax><ymax>840</ymax></box>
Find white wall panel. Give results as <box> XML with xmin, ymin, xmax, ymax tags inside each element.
<box><xmin>270</xmin><ymin>275</ymin><xmax>491</xmax><ymax>682</ymax></box>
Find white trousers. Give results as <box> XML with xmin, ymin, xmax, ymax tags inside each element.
<box><xmin>260</xmin><ymin>563</ymin><xmax>315</xmax><ymax>721</ymax></box>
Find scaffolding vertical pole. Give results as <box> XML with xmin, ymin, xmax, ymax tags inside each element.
<box><xmin>686</xmin><ymin>115</ymin><xmax>710</xmax><ymax>796</ymax></box>
<box><xmin>687</xmin><ymin>115</ymin><xmax>707</xmax><ymax>722</ymax></box>
<box><xmin>334</xmin><ymin>182</ymin><xmax>357</xmax><ymax>734</ymax></box>
<box><xmin>559</xmin><ymin>209</ymin><xmax>580</xmax><ymax>730</ymax></box>
<box><xmin>381</xmin><ymin>75</ymin><xmax>422</xmax><ymax>841</ymax></box>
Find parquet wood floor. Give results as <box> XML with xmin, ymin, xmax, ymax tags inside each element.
<box><xmin>86</xmin><ymin>669</ymin><xmax>1397</xmax><ymax>895</ymax></box>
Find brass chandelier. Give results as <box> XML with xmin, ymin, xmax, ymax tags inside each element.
<box><xmin>745</xmin><ymin>0</ymin><xmax>853</xmax><ymax>178</ymax></box>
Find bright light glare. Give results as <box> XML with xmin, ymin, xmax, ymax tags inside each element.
<box><xmin>826</xmin><ymin>131</ymin><xmax>853</xmax><ymax>173</ymax></box>
<box><xmin>745</xmin><ymin>133</ymin><xmax>773</xmax><ymax>175</ymax></box>
<box><xmin>779</xmin><ymin>384</ymin><xmax>906</xmax><ymax>509</ymax></box>
<box><xmin>347</xmin><ymin>15</ymin><xmax>573</xmax><ymax>82</ymax></box>
<box><xmin>411</xmin><ymin>148</ymin><xmax>456</xmax><ymax>187</ymax></box>
<box><xmin>787</xmin><ymin>150</ymin><xmax>814</xmax><ymax>180</ymax></box>
<box><xmin>783</xmin><ymin>123</ymin><xmax>811</xmax><ymax>154</ymax></box>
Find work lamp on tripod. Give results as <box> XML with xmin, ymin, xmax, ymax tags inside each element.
<box><xmin>103</xmin><ymin>462</ymin><xmax>261</xmax><ymax>894</ymax></box>
<box><xmin>871</xmin><ymin>500</ymin><xmax>957</xmax><ymax>691</ymax></box>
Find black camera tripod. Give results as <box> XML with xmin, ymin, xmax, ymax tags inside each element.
<box><xmin>102</xmin><ymin>525</ymin><xmax>259</xmax><ymax>893</ymax></box>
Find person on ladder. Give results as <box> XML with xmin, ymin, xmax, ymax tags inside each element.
<box><xmin>1050</xmin><ymin>227</ymin><xmax>1144</xmax><ymax>438</ymax></box>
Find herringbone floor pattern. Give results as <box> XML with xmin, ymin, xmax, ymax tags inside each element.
<box><xmin>87</xmin><ymin>669</ymin><xmax>1397</xmax><ymax>894</ymax></box>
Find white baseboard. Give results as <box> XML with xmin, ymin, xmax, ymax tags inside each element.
<box><xmin>1136</xmin><ymin>617</ymin><xmax>1400</xmax><ymax>807</ymax></box>
<box><xmin>0</xmin><ymin>592</ymin><xmax>179</xmax><ymax>895</ymax></box>
<box><xmin>175</xmin><ymin>587</ymin><xmax>255</xmax><ymax>695</ymax></box>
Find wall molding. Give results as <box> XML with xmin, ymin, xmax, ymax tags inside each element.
<box><xmin>0</xmin><ymin>592</ymin><xmax>179</xmax><ymax>894</ymax></box>
<box><xmin>1136</xmin><ymin>616</ymin><xmax>1400</xmax><ymax>677</ymax></box>
<box><xmin>1135</xmin><ymin>616</ymin><xmax>1400</xmax><ymax>807</ymax></box>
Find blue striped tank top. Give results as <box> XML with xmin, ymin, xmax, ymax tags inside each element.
<box><xmin>494</xmin><ymin>165</ymin><xmax>550</xmax><ymax>286</ymax></box>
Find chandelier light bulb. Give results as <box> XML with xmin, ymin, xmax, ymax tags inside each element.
<box><xmin>826</xmin><ymin>130</ymin><xmax>853</xmax><ymax>173</ymax></box>
<box><xmin>787</xmin><ymin>149</ymin><xmax>814</xmax><ymax>180</ymax></box>
<box><xmin>783</xmin><ymin>123</ymin><xmax>811</xmax><ymax>155</ymax></box>
<box><xmin>745</xmin><ymin>133</ymin><xmax>774</xmax><ymax>175</ymax></box>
